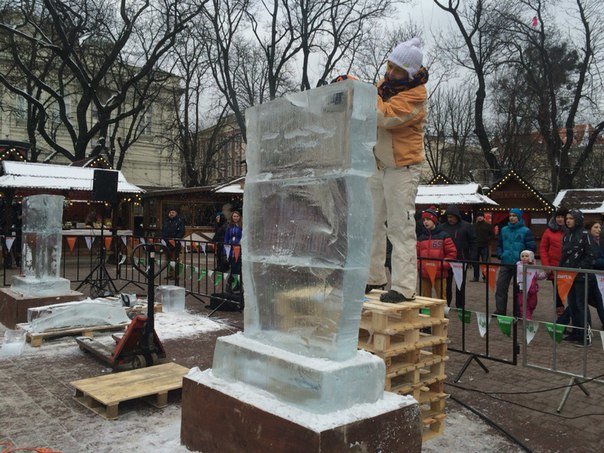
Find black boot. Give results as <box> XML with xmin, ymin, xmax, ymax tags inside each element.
<box><xmin>380</xmin><ymin>290</ymin><xmax>415</xmax><ymax>303</ymax></box>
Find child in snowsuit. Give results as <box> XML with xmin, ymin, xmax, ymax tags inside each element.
<box><xmin>516</xmin><ymin>250</ymin><xmax>546</xmax><ymax>319</ymax></box>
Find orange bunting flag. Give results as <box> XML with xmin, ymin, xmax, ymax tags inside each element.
<box><xmin>169</xmin><ymin>239</ymin><xmax>175</xmax><ymax>247</ymax></box>
<box><xmin>423</xmin><ymin>261</ymin><xmax>438</xmax><ymax>285</ymax></box>
<box><xmin>104</xmin><ymin>237</ymin><xmax>112</xmax><ymax>250</ymax></box>
<box><xmin>556</xmin><ymin>271</ymin><xmax>577</xmax><ymax>305</ymax></box>
<box><xmin>233</xmin><ymin>245</ymin><xmax>241</xmax><ymax>263</ymax></box>
<box><xmin>480</xmin><ymin>265</ymin><xmax>498</xmax><ymax>292</ymax></box>
<box><xmin>66</xmin><ymin>236</ymin><xmax>77</xmax><ymax>252</ymax></box>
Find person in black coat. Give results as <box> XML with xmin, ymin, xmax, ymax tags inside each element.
<box><xmin>471</xmin><ymin>211</ymin><xmax>494</xmax><ymax>281</ymax></box>
<box><xmin>440</xmin><ymin>205</ymin><xmax>477</xmax><ymax>308</ymax></box>
<box><xmin>212</xmin><ymin>213</ymin><xmax>229</xmax><ymax>272</ymax></box>
<box><xmin>162</xmin><ymin>209</ymin><xmax>185</xmax><ymax>278</ymax></box>
<box><xmin>558</xmin><ymin>209</ymin><xmax>595</xmax><ymax>346</ymax></box>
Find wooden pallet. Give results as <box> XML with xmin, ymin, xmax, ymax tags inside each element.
<box><xmin>418</xmin><ymin>382</ymin><xmax>448</xmax><ymax>441</ymax></box>
<box><xmin>71</xmin><ymin>362</ymin><xmax>189</xmax><ymax>419</ymax></box>
<box><xmin>25</xmin><ymin>323</ymin><xmax>129</xmax><ymax>347</ymax></box>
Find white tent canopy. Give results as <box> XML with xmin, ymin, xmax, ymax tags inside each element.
<box><xmin>416</xmin><ymin>183</ymin><xmax>497</xmax><ymax>206</ymax></box>
<box><xmin>0</xmin><ymin>161</ymin><xmax>143</xmax><ymax>193</ymax></box>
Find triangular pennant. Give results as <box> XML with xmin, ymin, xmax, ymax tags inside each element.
<box><xmin>201</xmin><ymin>243</ymin><xmax>206</xmax><ymax>254</ymax></box>
<box><xmin>208</xmin><ymin>270</ymin><xmax>214</xmax><ymax>278</ymax></box>
<box><xmin>138</xmin><ymin>257</ymin><xmax>146</xmax><ymax>267</ymax></box>
<box><xmin>121</xmin><ymin>236</ymin><xmax>127</xmax><ymax>246</ymax></box>
<box><xmin>525</xmin><ymin>320</ymin><xmax>539</xmax><ymax>345</ymax></box>
<box><xmin>457</xmin><ymin>308</ymin><xmax>471</xmax><ymax>324</ymax></box>
<box><xmin>190</xmin><ymin>265</ymin><xmax>197</xmax><ymax>279</ymax></box>
<box><xmin>556</xmin><ymin>271</ymin><xmax>577</xmax><ymax>305</ymax></box>
<box><xmin>5</xmin><ymin>236</ymin><xmax>15</xmax><ymax>252</ymax></box>
<box><xmin>476</xmin><ymin>312</ymin><xmax>490</xmax><ymax>337</ymax></box>
<box><xmin>140</xmin><ymin>237</ymin><xmax>146</xmax><ymax>244</ymax></box>
<box><xmin>169</xmin><ymin>260</ymin><xmax>176</xmax><ymax>269</ymax></box>
<box><xmin>223</xmin><ymin>272</ymin><xmax>230</xmax><ymax>283</ymax></box>
<box><xmin>169</xmin><ymin>239</ymin><xmax>176</xmax><ymax>247</ymax></box>
<box><xmin>177</xmin><ymin>262</ymin><xmax>185</xmax><ymax>275</ymax></box>
<box><xmin>233</xmin><ymin>245</ymin><xmax>241</xmax><ymax>262</ymax></box>
<box><xmin>450</xmin><ymin>262</ymin><xmax>464</xmax><ymax>290</ymax></box>
<box><xmin>481</xmin><ymin>265</ymin><xmax>498</xmax><ymax>292</ymax></box>
<box><xmin>161</xmin><ymin>239</ymin><xmax>167</xmax><ymax>247</ymax></box>
<box><xmin>214</xmin><ymin>271</ymin><xmax>223</xmax><ymax>286</ymax></box>
<box><xmin>104</xmin><ymin>236</ymin><xmax>112</xmax><ymax>250</ymax></box>
<box><xmin>66</xmin><ymin>236</ymin><xmax>77</xmax><ymax>252</ymax></box>
<box><xmin>224</xmin><ymin>244</ymin><xmax>232</xmax><ymax>258</ymax></box>
<box><xmin>232</xmin><ymin>274</ymin><xmax>240</xmax><ymax>286</ymax></box>
<box><xmin>118</xmin><ymin>254</ymin><xmax>127</xmax><ymax>265</ymax></box>
<box><xmin>496</xmin><ymin>315</ymin><xmax>514</xmax><ymax>337</ymax></box>
<box><xmin>600</xmin><ymin>331</ymin><xmax>604</xmax><ymax>351</ymax></box>
<box><xmin>198</xmin><ymin>269</ymin><xmax>207</xmax><ymax>282</ymax></box>
<box><xmin>545</xmin><ymin>322</ymin><xmax>565</xmax><ymax>343</ymax></box>
<box><xmin>85</xmin><ymin>236</ymin><xmax>95</xmax><ymax>250</ymax></box>
<box><xmin>180</xmin><ymin>240</ymin><xmax>186</xmax><ymax>248</ymax></box>
<box><xmin>596</xmin><ymin>275</ymin><xmax>604</xmax><ymax>303</ymax></box>
<box><xmin>423</xmin><ymin>261</ymin><xmax>438</xmax><ymax>285</ymax></box>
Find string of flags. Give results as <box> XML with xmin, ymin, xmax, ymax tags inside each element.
<box><xmin>447</xmin><ymin>308</ymin><xmax>603</xmax><ymax>350</ymax></box>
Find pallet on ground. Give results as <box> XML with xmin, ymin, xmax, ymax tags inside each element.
<box><xmin>24</xmin><ymin>322</ymin><xmax>129</xmax><ymax>347</ymax></box>
<box><xmin>383</xmin><ymin>351</ymin><xmax>448</xmax><ymax>391</ymax></box>
<box><xmin>70</xmin><ymin>362</ymin><xmax>189</xmax><ymax>419</ymax></box>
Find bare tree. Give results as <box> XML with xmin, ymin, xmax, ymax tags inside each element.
<box><xmin>0</xmin><ymin>0</ymin><xmax>202</xmax><ymax>163</ymax></box>
<box><xmin>433</xmin><ymin>0</ymin><xmax>512</xmax><ymax>176</ymax></box>
<box><xmin>498</xmin><ymin>0</ymin><xmax>603</xmax><ymax>190</ymax></box>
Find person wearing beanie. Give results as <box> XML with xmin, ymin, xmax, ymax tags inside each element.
<box><xmin>557</xmin><ymin>209</ymin><xmax>595</xmax><ymax>346</ymax></box>
<box><xmin>539</xmin><ymin>206</ymin><xmax>568</xmax><ymax>314</ymax></box>
<box><xmin>440</xmin><ymin>205</ymin><xmax>476</xmax><ymax>308</ymax></box>
<box><xmin>417</xmin><ymin>208</ymin><xmax>457</xmax><ymax>299</ymax></box>
<box><xmin>494</xmin><ymin>208</ymin><xmax>536</xmax><ymax>315</ymax></box>
<box><xmin>516</xmin><ymin>250</ymin><xmax>547</xmax><ymax>320</ymax></box>
<box><xmin>367</xmin><ymin>37</ymin><xmax>429</xmax><ymax>303</ymax></box>
<box><xmin>472</xmin><ymin>211</ymin><xmax>494</xmax><ymax>282</ymax></box>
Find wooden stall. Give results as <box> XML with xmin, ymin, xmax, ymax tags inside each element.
<box><xmin>553</xmin><ymin>189</ymin><xmax>604</xmax><ymax>224</ymax></box>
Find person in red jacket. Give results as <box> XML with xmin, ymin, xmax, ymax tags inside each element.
<box><xmin>417</xmin><ymin>207</ymin><xmax>457</xmax><ymax>299</ymax></box>
<box><xmin>539</xmin><ymin>206</ymin><xmax>568</xmax><ymax>314</ymax></box>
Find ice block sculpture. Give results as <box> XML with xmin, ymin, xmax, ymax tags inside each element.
<box><xmin>11</xmin><ymin>195</ymin><xmax>71</xmax><ymax>297</ymax></box>
<box><xmin>212</xmin><ymin>80</ymin><xmax>385</xmax><ymax>413</ymax></box>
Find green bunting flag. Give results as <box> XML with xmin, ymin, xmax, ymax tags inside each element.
<box><xmin>198</xmin><ymin>269</ymin><xmax>207</xmax><ymax>282</ymax></box>
<box><xmin>545</xmin><ymin>322</ymin><xmax>566</xmax><ymax>344</ymax></box>
<box><xmin>232</xmin><ymin>274</ymin><xmax>240</xmax><ymax>287</ymax></box>
<box><xmin>190</xmin><ymin>265</ymin><xmax>197</xmax><ymax>279</ymax></box>
<box><xmin>214</xmin><ymin>272</ymin><xmax>223</xmax><ymax>286</ymax></box>
<box><xmin>457</xmin><ymin>309</ymin><xmax>471</xmax><ymax>324</ymax></box>
<box><xmin>496</xmin><ymin>315</ymin><xmax>514</xmax><ymax>337</ymax></box>
<box><xmin>420</xmin><ymin>308</ymin><xmax>430</xmax><ymax>316</ymax></box>
<box><xmin>177</xmin><ymin>263</ymin><xmax>185</xmax><ymax>275</ymax></box>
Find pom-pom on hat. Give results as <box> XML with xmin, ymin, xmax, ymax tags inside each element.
<box><xmin>422</xmin><ymin>207</ymin><xmax>439</xmax><ymax>224</ymax></box>
<box><xmin>388</xmin><ymin>37</ymin><xmax>423</xmax><ymax>77</ymax></box>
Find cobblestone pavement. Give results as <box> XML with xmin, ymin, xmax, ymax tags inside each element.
<box><xmin>1</xmin><ymin>270</ymin><xmax>603</xmax><ymax>452</ymax></box>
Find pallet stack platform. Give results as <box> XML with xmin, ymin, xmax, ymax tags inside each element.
<box><xmin>359</xmin><ymin>293</ymin><xmax>449</xmax><ymax>441</ymax></box>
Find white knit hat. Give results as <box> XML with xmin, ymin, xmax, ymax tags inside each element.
<box><xmin>388</xmin><ymin>37</ymin><xmax>423</xmax><ymax>77</ymax></box>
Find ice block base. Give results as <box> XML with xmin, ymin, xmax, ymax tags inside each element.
<box><xmin>181</xmin><ymin>368</ymin><xmax>422</xmax><ymax>453</ymax></box>
<box><xmin>11</xmin><ymin>276</ymin><xmax>71</xmax><ymax>298</ymax></box>
<box><xmin>0</xmin><ymin>288</ymin><xmax>84</xmax><ymax>329</ymax></box>
<box><xmin>212</xmin><ymin>333</ymin><xmax>385</xmax><ymax>414</ymax></box>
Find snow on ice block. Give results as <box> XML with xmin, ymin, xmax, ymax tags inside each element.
<box><xmin>212</xmin><ymin>332</ymin><xmax>385</xmax><ymax>414</ymax></box>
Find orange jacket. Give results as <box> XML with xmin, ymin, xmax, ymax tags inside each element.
<box><xmin>375</xmin><ymin>82</ymin><xmax>427</xmax><ymax>168</ymax></box>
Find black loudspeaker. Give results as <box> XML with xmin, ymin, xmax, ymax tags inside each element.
<box><xmin>92</xmin><ymin>169</ymin><xmax>119</xmax><ymax>203</ymax></box>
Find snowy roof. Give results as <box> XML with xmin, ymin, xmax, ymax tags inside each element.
<box><xmin>0</xmin><ymin>161</ymin><xmax>144</xmax><ymax>193</ymax></box>
<box><xmin>416</xmin><ymin>183</ymin><xmax>498</xmax><ymax>206</ymax></box>
<box><xmin>214</xmin><ymin>176</ymin><xmax>245</xmax><ymax>194</ymax></box>
<box><xmin>553</xmin><ymin>188</ymin><xmax>604</xmax><ymax>213</ymax></box>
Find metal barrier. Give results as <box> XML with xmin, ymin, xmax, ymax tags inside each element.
<box><xmin>1</xmin><ymin>234</ymin><xmax>235</xmax><ymax>304</ymax></box>
<box><xmin>520</xmin><ymin>264</ymin><xmax>604</xmax><ymax>411</ymax></box>
<box><xmin>417</xmin><ymin>256</ymin><xmax>520</xmax><ymax>381</ymax></box>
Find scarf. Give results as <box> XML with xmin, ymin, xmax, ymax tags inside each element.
<box><xmin>378</xmin><ymin>66</ymin><xmax>429</xmax><ymax>101</ymax></box>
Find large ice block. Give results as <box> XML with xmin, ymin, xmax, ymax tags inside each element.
<box><xmin>212</xmin><ymin>80</ymin><xmax>382</xmax><ymax>413</ymax></box>
<box><xmin>157</xmin><ymin>285</ymin><xmax>186</xmax><ymax>312</ymax></box>
<box><xmin>11</xmin><ymin>195</ymin><xmax>70</xmax><ymax>297</ymax></box>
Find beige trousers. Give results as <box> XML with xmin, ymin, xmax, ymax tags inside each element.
<box><xmin>368</xmin><ymin>165</ymin><xmax>420</xmax><ymax>297</ymax></box>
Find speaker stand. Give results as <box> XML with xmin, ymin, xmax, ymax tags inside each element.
<box><xmin>76</xmin><ymin>209</ymin><xmax>118</xmax><ymax>298</ymax></box>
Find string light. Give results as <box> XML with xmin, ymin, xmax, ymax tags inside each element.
<box><xmin>485</xmin><ymin>170</ymin><xmax>554</xmax><ymax>213</ymax></box>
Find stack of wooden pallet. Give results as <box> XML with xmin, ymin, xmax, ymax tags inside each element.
<box><xmin>359</xmin><ymin>294</ymin><xmax>449</xmax><ymax>441</ymax></box>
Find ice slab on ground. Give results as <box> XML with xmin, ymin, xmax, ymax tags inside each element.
<box><xmin>27</xmin><ymin>298</ymin><xmax>129</xmax><ymax>333</ymax></box>
<box><xmin>0</xmin><ymin>329</ymin><xmax>26</xmax><ymax>357</ymax></box>
<box><xmin>212</xmin><ymin>333</ymin><xmax>385</xmax><ymax>414</ymax></box>
<box><xmin>157</xmin><ymin>286</ymin><xmax>186</xmax><ymax>312</ymax></box>
<box><xmin>242</xmin><ymin>80</ymin><xmax>376</xmax><ymax>360</ymax></box>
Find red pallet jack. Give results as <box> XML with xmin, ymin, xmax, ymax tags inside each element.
<box><xmin>76</xmin><ymin>243</ymin><xmax>169</xmax><ymax>369</ymax></box>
